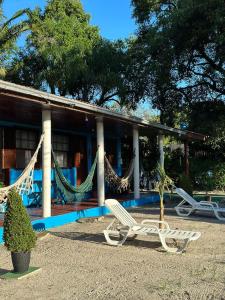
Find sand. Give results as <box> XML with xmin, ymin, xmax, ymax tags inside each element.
<box><xmin>0</xmin><ymin>203</ymin><xmax>225</xmax><ymax>300</ymax></box>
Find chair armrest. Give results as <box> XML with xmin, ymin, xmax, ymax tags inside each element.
<box><xmin>199</xmin><ymin>200</ymin><xmax>218</xmax><ymax>208</ymax></box>
<box><xmin>141</xmin><ymin>219</ymin><xmax>170</xmax><ymax>229</ymax></box>
<box><xmin>199</xmin><ymin>201</ymin><xmax>218</xmax><ymax>208</ymax></box>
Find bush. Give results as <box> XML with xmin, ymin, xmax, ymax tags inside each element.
<box><xmin>190</xmin><ymin>158</ymin><xmax>225</xmax><ymax>191</ymax></box>
<box><xmin>212</xmin><ymin>163</ymin><xmax>225</xmax><ymax>191</ymax></box>
<box><xmin>3</xmin><ymin>189</ymin><xmax>36</xmax><ymax>252</ymax></box>
<box><xmin>178</xmin><ymin>173</ymin><xmax>193</xmax><ymax>196</ymax></box>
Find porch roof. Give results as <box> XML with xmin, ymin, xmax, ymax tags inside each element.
<box><xmin>0</xmin><ymin>80</ymin><xmax>206</xmax><ymax>141</ymax></box>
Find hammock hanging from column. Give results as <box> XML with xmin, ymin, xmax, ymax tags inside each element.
<box><xmin>0</xmin><ymin>133</ymin><xmax>44</xmax><ymax>204</ymax></box>
<box><xmin>104</xmin><ymin>155</ymin><xmax>134</xmax><ymax>193</ymax></box>
<box><xmin>52</xmin><ymin>149</ymin><xmax>98</xmax><ymax>203</ymax></box>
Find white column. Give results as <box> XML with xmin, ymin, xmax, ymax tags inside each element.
<box><xmin>158</xmin><ymin>134</ymin><xmax>164</xmax><ymax>168</ymax></box>
<box><xmin>42</xmin><ymin>108</ymin><xmax>51</xmax><ymax>218</ymax></box>
<box><xmin>96</xmin><ymin>117</ymin><xmax>105</xmax><ymax>206</ymax></box>
<box><xmin>133</xmin><ymin>126</ymin><xmax>140</xmax><ymax>199</ymax></box>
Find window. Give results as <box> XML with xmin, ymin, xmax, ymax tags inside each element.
<box><xmin>53</xmin><ymin>134</ymin><xmax>69</xmax><ymax>168</ymax></box>
<box><xmin>53</xmin><ymin>134</ymin><xmax>69</xmax><ymax>152</ymax></box>
<box><xmin>54</xmin><ymin>152</ymin><xmax>68</xmax><ymax>168</ymax></box>
<box><xmin>16</xmin><ymin>130</ymin><xmax>36</xmax><ymax>150</ymax></box>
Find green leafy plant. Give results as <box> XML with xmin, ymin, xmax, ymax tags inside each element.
<box><xmin>156</xmin><ymin>163</ymin><xmax>173</xmax><ymax>227</ymax></box>
<box><xmin>3</xmin><ymin>189</ymin><xmax>36</xmax><ymax>252</ymax></box>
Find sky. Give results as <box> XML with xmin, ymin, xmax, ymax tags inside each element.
<box><xmin>3</xmin><ymin>0</ymin><xmax>137</xmax><ymax>41</ymax></box>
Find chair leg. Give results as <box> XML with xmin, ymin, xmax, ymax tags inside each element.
<box><xmin>214</xmin><ymin>210</ymin><xmax>225</xmax><ymax>221</ymax></box>
<box><xmin>159</xmin><ymin>235</ymin><xmax>190</xmax><ymax>254</ymax></box>
<box><xmin>103</xmin><ymin>229</ymin><xmax>129</xmax><ymax>246</ymax></box>
<box><xmin>120</xmin><ymin>232</ymin><xmax>137</xmax><ymax>241</ymax></box>
<box><xmin>175</xmin><ymin>207</ymin><xmax>193</xmax><ymax>217</ymax></box>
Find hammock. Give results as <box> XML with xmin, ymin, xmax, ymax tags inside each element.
<box><xmin>104</xmin><ymin>155</ymin><xmax>134</xmax><ymax>193</ymax></box>
<box><xmin>52</xmin><ymin>149</ymin><xmax>98</xmax><ymax>203</ymax></box>
<box><xmin>0</xmin><ymin>133</ymin><xmax>44</xmax><ymax>204</ymax></box>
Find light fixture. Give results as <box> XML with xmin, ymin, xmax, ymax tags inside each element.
<box><xmin>85</xmin><ymin>114</ymin><xmax>89</xmax><ymax>122</ymax></box>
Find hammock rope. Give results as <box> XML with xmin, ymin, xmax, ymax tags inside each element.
<box><xmin>104</xmin><ymin>155</ymin><xmax>134</xmax><ymax>193</ymax></box>
<box><xmin>0</xmin><ymin>133</ymin><xmax>44</xmax><ymax>204</ymax></box>
<box><xmin>52</xmin><ymin>149</ymin><xmax>98</xmax><ymax>203</ymax></box>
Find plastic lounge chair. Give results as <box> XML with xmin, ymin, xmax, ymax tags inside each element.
<box><xmin>175</xmin><ymin>188</ymin><xmax>225</xmax><ymax>221</ymax></box>
<box><xmin>103</xmin><ymin>199</ymin><xmax>201</xmax><ymax>254</ymax></box>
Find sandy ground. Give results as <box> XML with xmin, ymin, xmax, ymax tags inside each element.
<box><xmin>0</xmin><ymin>202</ymin><xmax>225</xmax><ymax>300</ymax></box>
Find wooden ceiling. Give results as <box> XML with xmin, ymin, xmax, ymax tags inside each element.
<box><xmin>0</xmin><ymin>92</ymin><xmax>136</xmax><ymax>137</ymax></box>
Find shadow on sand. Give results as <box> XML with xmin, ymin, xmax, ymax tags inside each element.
<box><xmin>127</xmin><ymin>202</ymin><xmax>225</xmax><ymax>225</ymax></box>
<box><xmin>50</xmin><ymin>230</ymin><xmax>164</xmax><ymax>251</ymax></box>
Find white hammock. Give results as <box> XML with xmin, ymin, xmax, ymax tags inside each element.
<box><xmin>0</xmin><ymin>133</ymin><xmax>44</xmax><ymax>203</ymax></box>
<box><xmin>104</xmin><ymin>155</ymin><xmax>134</xmax><ymax>193</ymax></box>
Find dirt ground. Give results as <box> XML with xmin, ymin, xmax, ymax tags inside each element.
<box><xmin>0</xmin><ymin>202</ymin><xmax>225</xmax><ymax>300</ymax></box>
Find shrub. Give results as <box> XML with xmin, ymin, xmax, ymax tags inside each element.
<box><xmin>213</xmin><ymin>163</ymin><xmax>225</xmax><ymax>191</ymax></box>
<box><xmin>190</xmin><ymin>158</ymin><xmax>225</xmax><ymax>191</ymax></box>
<box><xmin>3</xmin><ymin>189</ymin><xmax>36</xmax><ymax>252</ymax></box>
<box><xmin>178</xmin><ymin>173</ymin><xmax>193</xmax><ymax>196</ymax></box>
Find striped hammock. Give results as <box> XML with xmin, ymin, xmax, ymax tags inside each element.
<box><xmin>52</xmin><ymin>149</ymin><xmax>98</xmax><ymax>203</ymax></box>
<box><xmin>104</xmin><ymin>155</ymin><xmax>134</xmax><ymax>193</ymax></box>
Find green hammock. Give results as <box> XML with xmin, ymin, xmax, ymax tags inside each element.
<box><xmin>52</xmin><ymin>149</ymin><xmax>98</xmax><ymax>203</ymax></box>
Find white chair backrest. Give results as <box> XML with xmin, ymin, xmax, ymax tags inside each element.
<box><xmin>175</xmin><ymin>188</ymin><xmax>197</xmax><ymax>206</ymax></box>
<box><xmin>105</xmin><ymin>199</ymin><xmax>137</xmax><ymax>227</ymax></box>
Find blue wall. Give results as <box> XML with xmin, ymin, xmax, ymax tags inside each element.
<box><xmin>10</xmin><ymin>168</ymin><xmax>77</xmax><ymax>207</ymax></box>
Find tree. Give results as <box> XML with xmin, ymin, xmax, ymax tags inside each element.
<box><xmin>27</xmin><ymin>0</ymin><xmax>100</xmax><ymax>95</ymax></box>
<box><xmin>0</xmin><ymin>0</ymin><xmax>31</xmax><ymax>78</ymax></box>
<box><xmin>188</xmin><ymin>100</ymin><xmax>225</xmax><ymax>155</ymax></box>
<box><xmin>131</xmin><ymin>0</ymin><xmax>225</xmax><ymax>125</ymax></box>
<box><xmin>7</xmin><ymin>1</ymin><xmax>144</xmax><ymax>108</ymax></box>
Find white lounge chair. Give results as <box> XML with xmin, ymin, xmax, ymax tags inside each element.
<box><xmin>175</xmin><ymin>188</ymin><xmax>225</xmax><ymax>221</ymax></box>
<box><xmin>103</xmin><ymin>199</ymin><xmax>201</xmax><ymax>254</ymax></box>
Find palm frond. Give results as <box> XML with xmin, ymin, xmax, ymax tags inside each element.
<box><xmin>155</xmin><ymin>163</ymin><xmax>174</xmax><ymax>193</ymax></box>
<box><xmin>0</xmin><ymin>21</ymin><xmax>29</xmax><ymax>48</ymax></box>
<box><xmin>2</xmin><ymin>8</ymin><xmax>32</xmax><ymax>29</ymax></box>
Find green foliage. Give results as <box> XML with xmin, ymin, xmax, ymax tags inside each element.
<box><xmin>7</xmin><ymin>1</ymin><xmax>143</xmax><ymax>109</ymax></box>
<box><xmin>0</xmin><ymin>1</ymin><xmax>31</xmax><ymax>78</ymax></box>
<box><xmin>213</xmin><ymin>164</ymin><xmax>225</xmax><ymax>192</ymax></box>
<box><xmin>188</xmin><ymin>101</ymin><xmax>225</xmax><ymax>154</ymax></box>
<box><xmin>3</xmin><ymin>189</ymin><xmax>36</xmax><ymax>252</ymax></box>
<box><xmin>131</xmin><ymin>0</ymin><xmax>225</xmax><ymax>125</ymax></box>
<box><xmin>155</xmin><ymin>163</ymin><xmax>173</xmax><ymax>222</ymax></box>
<box><xmin>178</xmin><ymin>174</ymin><xmax>193</xmax><ymax>196</ymax></box>
<box><xmin>140</xmin><ymin>135</ymin><xmax>158</xmax><ymax>173</ymax></box>
<box><xmin>190</xmin><ymin>158</ymin><xmax>225</xmax><ymax>192</ymax></box>
<box><xmin>156</xmin><ymin>163</ymin><xmax>173</xmax><ymax>198</ymax></box>
<box><xmin>165</xmin><ymin>147</ymin><xmax>184</xmax><ymax>182</ymax></box>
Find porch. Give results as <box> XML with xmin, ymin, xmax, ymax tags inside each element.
<box><xmin>0</xmin><ymin>80</ymin><xmax>205</xmax><ymax>224</ymax></box>
<box><xmin>0</xmin><ymin>191</ymin><xmax>159</xmax><ymax>243</ymax></box>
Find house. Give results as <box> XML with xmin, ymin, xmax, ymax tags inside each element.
<box><xmin>0</xmin><ymin>80</ymin><xmax>206</xmax><ymax>220</ymax></box>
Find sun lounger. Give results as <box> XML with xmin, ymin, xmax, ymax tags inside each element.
<box><xmin>175</xmin><ymin>188</ymin><xmax>225</xmax><ymax>221</ymax></box>
<box><xmin>103</xmin><ymin>199</ymin><xmax>201</xmax><ymax>254</ymax></box>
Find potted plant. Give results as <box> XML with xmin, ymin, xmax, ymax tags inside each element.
<box><xmin>3</xmin><ymin>189</ymin><xmax>36</xmax><ymax>273</ymax></box>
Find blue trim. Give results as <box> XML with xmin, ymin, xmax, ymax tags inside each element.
<box><xmin>0</xmin><ymin>194</ymin><xmax>159</xmax><ymax>244</ymax></box>
<box><xmin>10</xmin><ymin>168</ymin><xmax>77</xmax><ymax>207</ymax></box>
<box><xmin>0</xmin><ymin>227</ymin><xmax>3</xmax><ymax>243</ymax></box>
